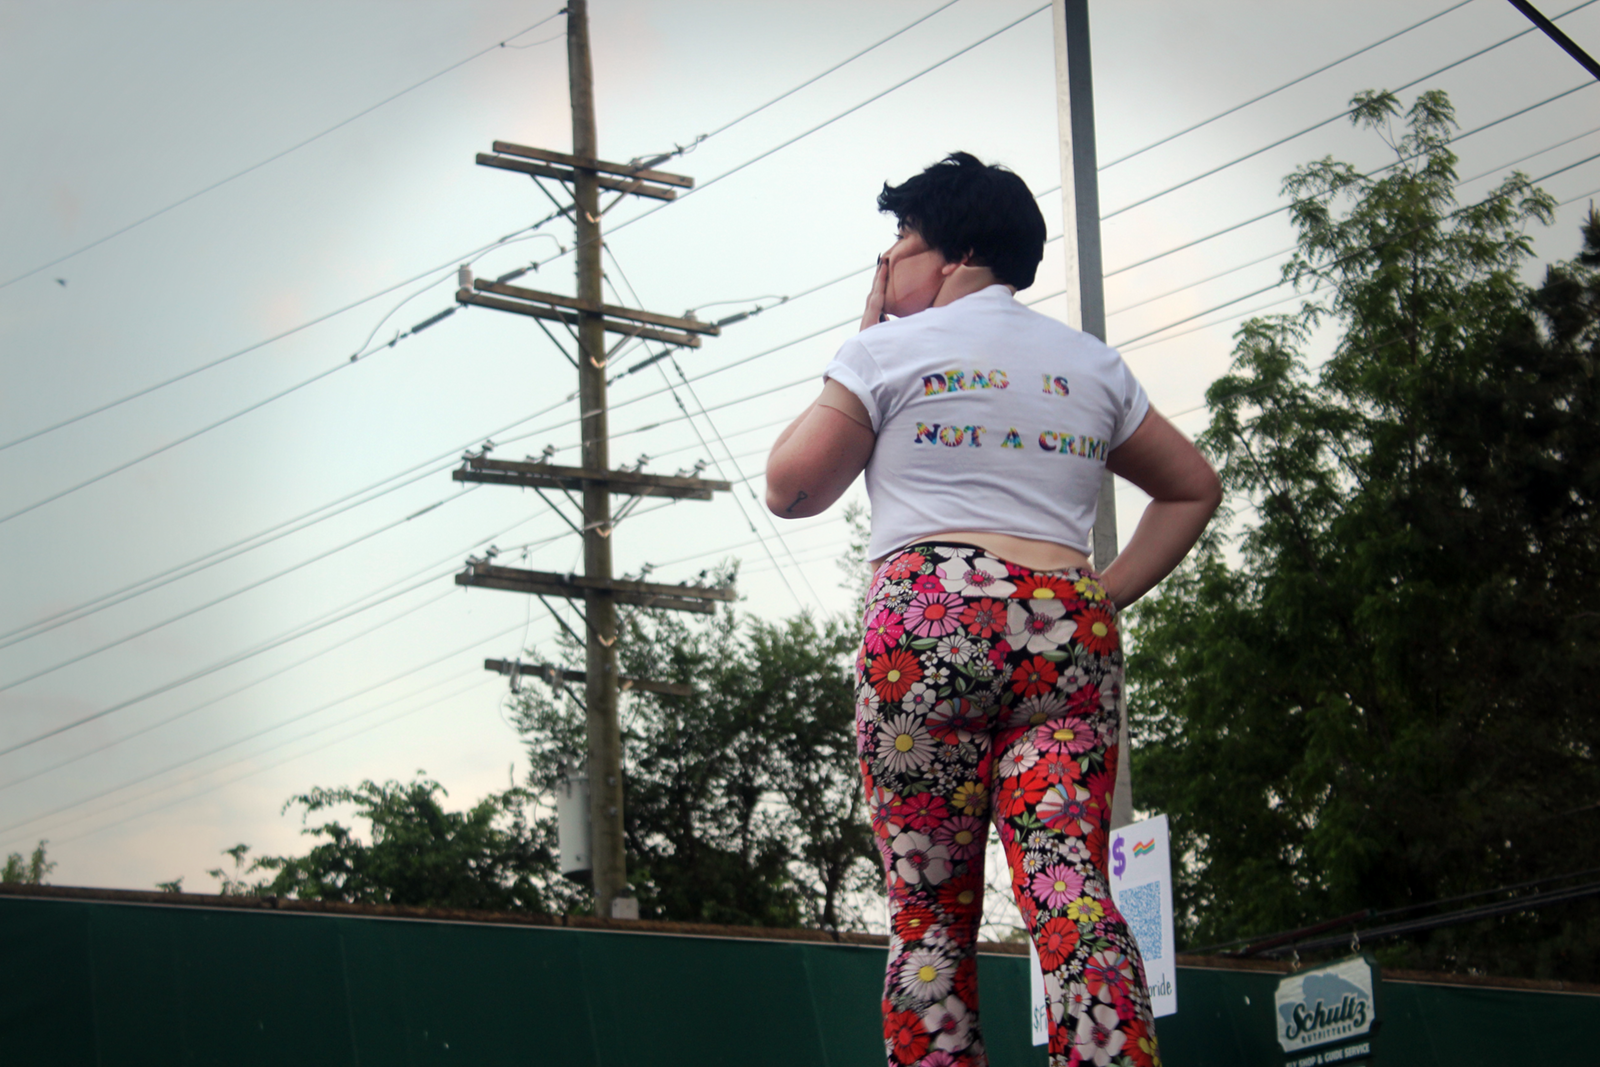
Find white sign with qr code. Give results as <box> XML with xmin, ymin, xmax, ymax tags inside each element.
<box><xmin>1109</xmin><ymin>814</ymin><xmax>1177</xmax><ymax>1018</ymax></box>
<box><xmin>1027</xmin><ymin>814</ymin><xmax>1178</xmax><ymax>1045</ymax></box>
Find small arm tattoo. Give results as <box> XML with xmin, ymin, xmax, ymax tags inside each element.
<box><xmin>784</xmin><ymin>491</ymin><xmax>809</xmax><ymax>514</ymax></box>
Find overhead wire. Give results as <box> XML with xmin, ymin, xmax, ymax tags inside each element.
<box><xmin>669</xmin><ymin>0</ymin><xmax>967</xmax><ymax>154</ymax></box>
<box><xmin>0</xmin><ymin>7</ymin><xmax>568</xmax><ymax>292</ymax></box>
<box><xmin>654</xmin><ymin>361</ymin><xmax>810</xmax><ymax>611</ymax></box>
<box><xmin>1098</xmin><ymin>0</ymin><xmax>1481</xmax><ymax>170</ymax></box>
<box><xmin>1104</xmin><ymin>87</ymin><xmax>1600</xmax><ymax>319</ymax></box>
<box><xmin>0</xmin><ymin>359</ymin><xmax>641</xmax><ymax>653</ymax></box>
<box><xmin>1106</xmin><ymin>148</ymin><xmax>1600</xmax><ymax>352</ymax></box>
<box><xmin>5</xmin><ymin>487</ymin><xmax>694</xmax><ymax>839</ymax></box>
<box><xmin>600</xmin><ymin>248</ymin><xmax>821</xmax><ymax>610</ymax></box>
<box><xmin>44</xmin><ymin>672</ymin><xmax>500</xmax><ymax>851</ymax></box>
<box><xmin>2</xmin><ymin>0</ymin><xmax>1046</xmax><ymax>527</ymax></box>
<box><xmin>0</xmin><ymin>4</ymin><xmax>1036</xmax><ymax>544</ymax></box>
<box><xmin>0</xmin><ymin>501</ymin><xmax>555</xmax><ymax>766</ymax></box>
<box><xmin>1098</xmin><ymin>0</ymin><xmax>1600</xmax><ymax>221</ymax></box>
<box><xmin>522</xmin><ymin>5</ymin><xmax>1052</xmax><ymax>276</ymax></box>
<box><xmin>0</xmin><ymin>616</ymin><xmax>534</xmax><ymax>842</ymax></box>
<box><xmin>511</xmin><ymin>91</ymin><xmax>1600</xmax><ymax>453</ymax></box>
<box><xmin>0</xmin><ymin>586</ymin><xmax>458</xmax><ymax>794</ymax></box>
<box><xmin>0</xmin><ymin>457</ymin><xmax>458</xmax><ymax>650</ymax></box>
<box><xmin>1103</xmin><ymin>76</ymin><xmax>1597</xmax><ymax>279</ymax></box>
<box><xmin>3</xmin><ymin>451</ymin><xmax>693</xmax><ymax>818</ymax></box>
<box><xmin>0</xmin><ymin>223</ymin><xmax>549</xmax><ymax>461</ymax></box>
<box><xmin>0</xmin><ymin>485</ymin><xmax>482</xmax><ymax>696</ymax></box>
<box><xmin>506</xmin><ymin>130</ymin><xmax>1568</xmax><ymax>449</ymax></box>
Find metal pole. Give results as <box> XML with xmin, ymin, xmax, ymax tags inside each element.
<box><xmin>1052</xmin><ymin>0</ymin><xmax>1133</xmax><ymax>829</ymax></box>
<box><xmin>567</xmin><ymin>0</ymin><xmax>627</xmax><ymax>917</ymax></box>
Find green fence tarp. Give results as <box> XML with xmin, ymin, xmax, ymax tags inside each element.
<box><xmin>2</xmin><ymin>895</ymin><xmax>1594</xmax><ymax>1065</ymax></box>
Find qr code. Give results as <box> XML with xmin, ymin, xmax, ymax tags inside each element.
<box><xmin>1118</xmin><ymin>881</ymin><xmax>1162</xmax><ymax>961</ymax></box>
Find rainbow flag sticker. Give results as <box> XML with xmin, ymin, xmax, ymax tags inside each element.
<box><xmin>1132</xmin><ymin>839</ymin><xmax>1156</xmax><ymax>858</ymax></box>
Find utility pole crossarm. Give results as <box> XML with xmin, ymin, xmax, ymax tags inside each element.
<box><xmin>457</xmin><ymin>562</ymin><xmax>734</xmax><ymax>615</ymax></box>
<box><xmin>455</xmin><ymin>287</ymin><xmax>704</xmax><ymax>348</ymax></box>
<box><xmin>453</xmin><ymin>455</ymin><xmax>732</xmax><ymax>499</ymax></box>
<box><xmin>472</xmin><ymin>279</ymin><xmax>720</xmax><ymax>336</ymax></box>
<box><xmin>475</xmin><ymin>154</ymin><xmax>682</xmax><ymax>201</ymax></box>
<box><xmin>483</xmin><ymin>658</ymin><xmax>693</xmax><ymax>698</ymax></box>
<box><xmin>475</xmin><ymin>140</ymin><xmax>691</xmax><ymax>202</ymax></box>
<box><xmin>490</xmin><ymin>141</ymin><xmax>694</xmax><ymax>187</ymax></box>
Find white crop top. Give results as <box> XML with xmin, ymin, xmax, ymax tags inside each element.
<box><xmin>823</xmin><ymin>285</ymin><xmax>1149</xmax><ymax>560</ymax></box>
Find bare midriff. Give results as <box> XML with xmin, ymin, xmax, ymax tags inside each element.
<box><xmin>869</xmin><ymin>530</ymin><xmax>1093</xmax><ymax>574</ymax></box>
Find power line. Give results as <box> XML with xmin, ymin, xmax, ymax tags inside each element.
<box><xmin>0</xmin><ymin>7</ymin><xmax>567</xmax><ymax>293</ymax></box>
<box><xmin>1146</xmin><ymin>205</ymin><xmax>1600</xmax><ymax>439</ymax></box>
<box><xmin>1113</xmin><ymin>109</ymin><xmax>1600</xmax><ymax>331</ymax></box>
<box><xmin>1456</xmin><ymin>118</ymin><xmax>1600</xmax><ymax>184</ymax></box>
<box><xmin>0</xmin><ymin>485</ymin><xmax>481</xmax><ymax>697</ymax></box>
<box><xmin>46</xmin><ymin>672</ymin><xmax>499</xmax><ymax>851</ymax></box>
<box><xmin>0</xmin><ymin>303</ymin><xmax>473</xmax><ymax>529</ymax></box>
<box><xmin>1108</xmin><ymin>148</ymin><xmax>1600</xmax><ymax>351</ymax></box>
<box><xmin>0</xmin><ymin>302</ymin><xmax>713</xmax><ymax>664</ymax></box>
<box><xmin>0</xmin><ymin>222</ymin><xmax>551</xmax><ymax>456</ymax></box>
<box><xmin>1105</xmin><ymin>91</ymin><xmax>1600</xmax><ymax>320</ymax></box>
<box><xmin>1105</xmin><ymin>77</ymin><xmax>1596</xmax><ymax>278</ymax></box>
<box><xmin>1100</xmin><ymin>0</ymin><xmax>1599</xmax><ymax>221</ymax></box>
<box><xmin>1099</xmin><ymin>0</ymin><xmax>1480</xmax><ymax>170</ymax></box>
<box><xmin>658</xmin><ymin>359</ymin><xmax>817</xmax><ymax>611</ymax></box>
<box><xmin>0</xmin><ymin>586</ymin><xmax>457</xmax><ymax>795</ymax></box>
<box><xmin>8</xmin><ymin>466</ymin><xmax>692</xmax><ymax>821</ymax></box>
<box><xmin>22</xmin><ymin>44</ymin><xmax>1576</xmax><ymax>527</ymax></box>
<box><xmin>1118</xmin><ymin>283</ymin><xmax>1328</xmax><ymax>355</ymax></box>
<box><xmin>0</xmin><ymin>458</ymin><xmax>456</xmax><ymax>650</ymax></box>
<box><xmin>645</xmin><ymin>413</ymin><xmax>795</xmax><ymax>464</ymax></box>
<box><xmin>600</xmin><ymin>249</ymin><xmax>820</xmax><ymax>610</ymax></box>
<box><xmin>508</xmin><ymin>100</ymin><xmax>1599</xmax><ymax>451</ymax></box>
<box><xmin>0</xmin><ymin>500</ymin><xmax>555</xmax><ymax>770</ymax></box>
<box><xmin>4</xmin><ymin>1</ymin><xmax>988</xmax><ymax>468</ymax></box>
<box><xmin>517</xmin><ymin>144</ymin><xmax>1598</xmax><ymax>472</ymax></box>
<box><xmin>678</xmin><ymin>0</ymin><xmax>966</xmax><ymax>151</ymax></box>
<box><xmin>0</xmin><ymin>618</ymin><xmax>533</xmax><ymax>842</ymax></box>
<box><xmin>647</xmin><ymin>513</ymin><xmax>847</xmax><ymax>571</ymax></box>
<box><xmin>1107</xmin><ymin>245</ymin><xmax>1294</xmax><ymax>319</ymax></box>
<box><xmin>524</xmin><ymin>4</ymin><xmax>1052</xmax><ymax>276</ymax></box>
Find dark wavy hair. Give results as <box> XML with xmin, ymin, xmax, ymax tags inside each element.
<box><xmin>876</xmin><ymin>152</ymin><xmax>1046</xmax><ymax>289</ymax></box>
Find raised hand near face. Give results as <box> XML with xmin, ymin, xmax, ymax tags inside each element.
<box><xmin>860</xmin><ymin>255</ymin><xmax>889</xmax><ymax>332</ymax></box>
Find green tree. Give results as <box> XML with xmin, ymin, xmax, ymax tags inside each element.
<box><xmin>1126</xmin><ymin>89</ymin><xmax>1600</xmax><ymax>979</ymax></box>
<box><xmin>237</xmin><ymin>775</ymin><xmax>572</xmax><ymax>913</ymax></box>
<box><xmin>1</xmin><ymin>841</ymin><xmax>54</xmax><ymax>884</ymax></box>
<box><xmin>514</xmin><ymin>588</ymin><xmax>877</xmax><ymax>929</ymax></box>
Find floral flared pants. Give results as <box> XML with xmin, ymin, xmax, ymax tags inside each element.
<box><xmin>856</xmin><ymin>543</ymin><xmax>1160</xmax><ymax>1067</ymax></box>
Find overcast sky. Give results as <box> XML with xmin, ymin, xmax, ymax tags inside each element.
<box><xmin>2</xmin><ymin>0</ymin><xmax>1597</xmax><ymax>896</ymax></box>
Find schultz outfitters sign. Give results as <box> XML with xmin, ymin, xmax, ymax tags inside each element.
<box><xmin>1274</xmin><ymin>954</ymin><xmax>1381</xmax><ymax>1064</ymax></box>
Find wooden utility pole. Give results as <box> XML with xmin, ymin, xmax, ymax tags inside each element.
<box><xmin>1052</xmin><ymin>0</ymin><xmax>1133</xmax><ymax>829</ymax></box>
<box><xmin>566</xmin><ymin>0</ymin><xmax>627</xmax><ymax>923</ymax></box>
<box><xmin>453</xmin><ymin>0</ymin><xmax>732</xmax><ymax>920</ymax></box>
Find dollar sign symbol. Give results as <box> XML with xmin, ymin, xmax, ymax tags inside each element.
<box><xmin>1112</xmin><ymin>835</ymin><xmax>1126</xmax><ymax>878</ymax></box>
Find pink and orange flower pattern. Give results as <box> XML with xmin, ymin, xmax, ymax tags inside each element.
<box><xmin>858</xmin><ymin>543</ymin><xmax>1158</xmax><ymax>1067</ymax></box>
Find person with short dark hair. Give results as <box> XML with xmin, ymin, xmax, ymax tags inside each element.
<box><xmin>875</xmin><ymin>150</ymin><xmax>1048</xmax><ymax>291</ymax></box>
<box><xmin>768</xmin><ymin>152</ymin><xmax>1217</xmax><ymax>1067</ymax></box>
